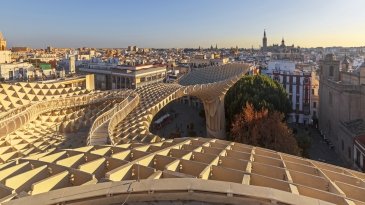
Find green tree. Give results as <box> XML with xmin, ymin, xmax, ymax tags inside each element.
<box><xmin>225</xmin><ymin>75</ymin><xmax>291</xmax><ymax>128</ymax></box>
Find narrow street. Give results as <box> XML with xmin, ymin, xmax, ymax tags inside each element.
<box><xmin>294</xmin><ymin>126</ymin><xmax>347</xmax><ymax>167</ymax></box>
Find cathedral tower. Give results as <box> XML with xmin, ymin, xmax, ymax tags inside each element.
<box><xmin>262</xmin><ymin>30</ymin><xmax>267</xmax><ymax>51</ymax></box>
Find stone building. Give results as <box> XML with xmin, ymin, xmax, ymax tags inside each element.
<box><xmin>319</xmin><ymin>53</ymin><xmax>365</xmax><ymax>169</ymax></box>
<box><xmin>0</xmin><ymin>32</ymin><xmax>11</xmax><ymax>64</ymax></box>
<box><xmin>0</xmin><ymin>32</ymin><xmax>6</xmax><ymax>51</ymax></box>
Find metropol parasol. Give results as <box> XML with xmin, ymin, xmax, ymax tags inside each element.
<box><xmin>0</xmin><ymin>64</ymin><xmax>364</xmax><ymax>205</ymax></box>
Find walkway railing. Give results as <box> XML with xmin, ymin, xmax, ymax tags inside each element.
<box><xmin>87</xmin><ymin>90</ymin><xmax>139</xmax><ymax>145</ymax></box>
<box><xmin>108</xmin><ymin>92</ymin><xmax>140</xmax><ymax>144</ymax></box>
<box><xmin>0</xmin><ymin>104</ymin><xmax>30</xmax><ymax>120</ymax></box>
<box><xmin>0</xmin><ymin>91</ymin><xmax>113</xmax><ymax>138</ymax></box>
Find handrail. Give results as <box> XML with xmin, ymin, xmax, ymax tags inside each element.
<box><xmin>87</xmin><ymin>90</ymin><xmax>130</xmax><ymax>142</ymax></box>
<box><xmin>87</xmin><ymin>90</ymin><xmax>139</xmax><ymax>145</ymax></box>
<box><xmin>0</xmin><ymin>91</ymin><xmax>116</xmax><ymax>138</ymax></box>
<box><xmin>0</xmin><ymin>104</ymin><xmax>30</xmax><ymax>120</ymax></box>
<box><xmin>108</xmin><ymin>92</ymin><xmax>140</xmax><ymax>144</ymax></box>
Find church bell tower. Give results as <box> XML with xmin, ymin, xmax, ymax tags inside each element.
<box><xmin>0</xmin><ymin>32</ymin><xmax>6</xmax><ymax>51</ymax></box>
<box><xmin>262</xmin><ymin>30</ymin><xmax>267</xmax><ymax>51</ymax></box>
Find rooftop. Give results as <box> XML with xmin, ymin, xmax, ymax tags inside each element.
<box><xmin>342</xmin><ymin>119</ymin><xmax>365</xmax><ymax>136</ymax></box>
<box><xmin>1</xmin><ymin>138</ymin><xmax>365</xmax><ymax>205</ymax></box>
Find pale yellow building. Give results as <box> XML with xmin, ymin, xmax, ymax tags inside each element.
<box><xmin>0</xmin><ymin>32</ymin><xmax>11</xmax><ymax>64</ymax></box>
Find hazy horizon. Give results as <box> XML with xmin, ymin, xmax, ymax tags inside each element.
<box><xmin>1</xmin><ymin>0</ymin><xmax>365</xmax><ymax>49</ymax></box>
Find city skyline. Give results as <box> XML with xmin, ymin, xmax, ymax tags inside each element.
<box><xmin>1</xmin><ymin>0</ymin><xmax>365</xmax><ymax>48</ymax></box>
<box><xmin>2</xmin><ymin>1</ymin><xmax>365</xmax><ymax>204</ymax></box>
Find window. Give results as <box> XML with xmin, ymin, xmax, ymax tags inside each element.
<box><xmin>289</xmin><ymin>85</ymin><xmax>292</xmax><ymax>93</ymax></box>
<box><xmin>312</xmin><ymin>89</ymin><xmax>314</xmax><ymax>95</ymax></box>
<box><xmin>348</xmin><ymin>147</ymin><xmax>351</xmax><ymax>159</ymax></box>
<box><xmin>9</xmin><ymin>71</ymin><xmax>13</xmax><ymax>80</ymax></box>
<box><xmin>329</xmin><ymin>66</ymin><xmax>334</xmax><ymax>77</ymax></box>
<box><xmin>313</xmin><ymin>102</ymin><xmax>317</xmax><ymax>108</ymax></box>
<box><xmin>304</xmin><ymin>89</ymin><xmax>309</xmax><ymax>104</ymax></box>
<box><xmin>313</xmin><ymin>111</ymin><xmax>317</xmax><ymax>117</ymax></box>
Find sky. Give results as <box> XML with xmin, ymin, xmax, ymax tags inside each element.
<box><xmin>1</xmin><ymin>0</ymin><xmax>365</xmax><ymax>48</ymax></box>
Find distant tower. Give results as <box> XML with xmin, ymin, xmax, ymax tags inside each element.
<box><xmin>215</xmin><ymin>44</ymin><xmax>218</xmax><ymax>50</ymax></box>
<box><xmin>46</xmin><ymin>46</ymin><xmax>53</xmax><ymax>53</ymax></box>
<box><xmin>262</xmin><ymin>30</ymin><xmax>267</xmax><ymax>51</ymax></box>
<box><xmin>341</xmin><ymin>54</ymin><xmax>352</xmax><ymax>72</ymax></box>
<box><xmin>319</xmin><ymin>53</ymin><xmax>340</xmax><ymax>82</ymax></box>
<box><xmin>132</xmin><ymin>46</ymin><xmax>138</xmax><ymax>52</ymax></box>
<box><xmin>281</xmin><ymin>37</ymin><xmax>285</xmax><ymax>47</ymax></box>
<box><xmin>0</xmin><ymin>32</ymin><xmax>7</xmax><ymax>51</ymax></box>
<box><xmin>69</xmin><ymin>56</ymin><xmax>76</xmax><ymax>74</ymax></box>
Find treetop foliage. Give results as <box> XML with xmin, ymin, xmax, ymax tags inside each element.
<box><xmin>225</xmin><ymin>75</ymin><xmax>291</xmax><ymax>127</ymax></box>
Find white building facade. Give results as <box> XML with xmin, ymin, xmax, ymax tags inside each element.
<box><xmin>79</xmin><ymin>63</ymin><xmax>167</xmax><ymax>90</ymax></box>
<box><xmin>0</xmin><ymin>51</ymin><xmax>11</xmax><ymax>64</ymax></box>
<box><xmin>0</xmin><ymin>62</ymin><xmax>34</xmax><ymax>81</ymax></box>
<box><xmin>264</xmin><ymin>60</ymin><xmax>312</xmax><ymax>124</ymax></box>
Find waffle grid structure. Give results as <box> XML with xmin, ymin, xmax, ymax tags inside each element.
<box><xmin>0</xmin><ymin>64</ymin><xmax>364</xmax><ymax>205</ymax></box>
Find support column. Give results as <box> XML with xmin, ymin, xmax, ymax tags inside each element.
<box><xmin>203</xmin><ymin>95</ymin><xmax>226</xmax><ymax>139</ymax></box>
